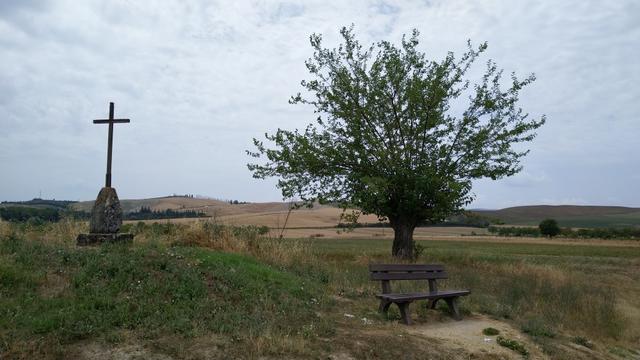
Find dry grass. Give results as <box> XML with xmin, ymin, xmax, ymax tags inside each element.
<box><xmin>158</xmin><ymin>220</ymin><xmax>313</xmax><ymax>268</ymax></box>
<box><xmin>3</xmin><ymin>219</ymin><xmax>639</xmax><ymax>359</ymax></box>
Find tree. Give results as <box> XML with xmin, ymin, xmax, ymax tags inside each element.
<box><xmin>248</xmin><ymin>27</ymin><xmax>545</xmax><ymax>259</ymax></box>
<box><xmin>539</xmin><ymin>219</ymin><xmax>560</xmax><ymax>238</ymax></box>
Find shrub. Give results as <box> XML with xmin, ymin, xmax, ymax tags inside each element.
<box><xmin>482</xmin><ymin>327</ymin><xmax>500</xmax><ymax>336</ymax></box>
<box><xmin>572</xmin><ymin>336</ymin><xmax>594</xmax><ymax>349</ymax></box>
<box><xmin>539</xmin><ymin>219</ymin><xmax>560</xmax><ymax>238</ymax></box>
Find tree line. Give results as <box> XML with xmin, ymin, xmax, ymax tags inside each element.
<box><xmin>123</xmin><ymin>206</ymin><xmax>207</xmax><ymax>220</ymax></box>
<box><xmin>0</xmin><ymin>206</ymin><xmax>207</xmax><ymax>223</ymax></box>
<box><xmin>488</xmin><ymin>224</ymin><xmax>640</xmax><ymax>240</ymax></box>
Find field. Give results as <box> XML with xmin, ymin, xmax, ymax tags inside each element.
<box><xmin>71</xmin><ymin>196</ymin><xmax>640</xmax><ymax>229</ymax></box>
<box><xmin>476</xmin><ymin>205</ymin><xmax>640</xmax><ymax>228</ymax></box>
<box><xmin>1</xmin><ymin>219</ymin><xmax>639</xmax><ymax>359</ymax></box>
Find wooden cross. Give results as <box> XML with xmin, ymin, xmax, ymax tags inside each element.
<box><xmin>93</xmin><ymin>102</ymin><xmax>130</xmax><ymax>188</ymax></box>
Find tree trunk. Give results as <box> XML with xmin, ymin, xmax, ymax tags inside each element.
<box><xmin>391</xmin><ymin>219</ymin><xmax>417</xmax><ymax>259</ymax></box>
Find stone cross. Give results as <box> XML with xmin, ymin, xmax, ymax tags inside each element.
<box><xmin>93</xmin><ymin>102</ymin><xmax>130</xmax><ymax>187</ymax></box>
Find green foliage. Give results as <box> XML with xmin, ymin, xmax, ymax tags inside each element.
<box><xmin>488</xmin><ymin>226</ymin><xmax>540</xmax><ymax>237</ymax></box>
<box><xmin>124</xmin><ymin>206</ymin><xmax>207</xmax><ymax>220</ymax></box>
<box><xmin>489</xmin><ymin>225</ymin><xmax>640</xmax><ymax>240</ymax></box>
<box><xmin>248</xmin><ymin>26</ymin><xmax>544</xmax><ymax>257</ymax></box>
<box><xmin>482</xmin><ymin>327</ymin><xmax>500</xmax><ymax>336</ymax></box>
<box><xmin>539</xmin><ymin>219</ymin><xmax>560</xmax><ymax>238</ymax></box>
<box><xmin>497</xmin><ymin>336</ymin><xmax>529</xmax><ymax>357</ymax></box>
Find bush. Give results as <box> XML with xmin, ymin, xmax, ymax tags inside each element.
<box><xmin>488</xmin><ymin>226</ymin><xmax>540</xmax><ymax>237</ymax></box>
<box><xmin>539</xmin><ymin>219</ymin><xmax>560</xmax><ymax>238</ymax></box>
<box><xmin>482</xmin><ymin>327</ymin><xmax>500</xmax><ymax>336</ymax></box>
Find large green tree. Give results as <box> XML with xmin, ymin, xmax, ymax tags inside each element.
<box><xmin>248</xmin><ymin>27</ymin><xmax>545</xmax><ymax>258</ymax></box>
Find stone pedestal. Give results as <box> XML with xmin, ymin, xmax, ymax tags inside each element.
<box><xmin>77</xmin><ymin>233</ymin><xmax>134</xmax><ymax>245</ymax></box>
<box><xmin>77</xmin><ymin>187</ymin><xmax>133</xmax><ymax>246</ymax></box>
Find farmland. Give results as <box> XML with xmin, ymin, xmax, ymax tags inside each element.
<box><xmin>1</xmin><ymin>219</ymin><xmax>639</xmax><ymax>359</ymax></box>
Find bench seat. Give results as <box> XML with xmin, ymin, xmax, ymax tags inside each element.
<box><xmin>377</xmin><ymin>289</ymin><xmax>470</xmax><ymax>302</ymax></box>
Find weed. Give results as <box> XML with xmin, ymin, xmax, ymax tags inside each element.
<box><xmin>497</xmin><ymin>336</ymin><xmax>529</xmax><ymax>357</ymax></box>
<box><xmin>482</xmin><ymin>327</ymin><xmax>500</xmax><ymax>336</ymax></box>
<box><xmin>571</xmin><ymin>335</ymin><xmax>593</xmax><ymax>349</ymax></box>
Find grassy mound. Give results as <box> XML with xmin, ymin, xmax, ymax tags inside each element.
<box><xmin>0</xmin><ymin>235</ymin><xmax>324</xmax><ymax>358</ymax></box>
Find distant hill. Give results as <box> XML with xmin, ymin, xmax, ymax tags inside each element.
<box><xmin>8</xmin><ymin>196</ymin><xmax>639</xmax><ymax>229</ymax></box>
<box><xmin>474</xmin><ymin>205</ymin><xmax>640</xmax><ymax>228</ymax></box>
<box><xmin>0</xmin><ymin>199</ymin><xmax>77</xmax><ymax>210</ymax></box>
<box><xmin>71</xmin><ymin>196</ymin><xmax>300</xmax><ymax>217</ymax></box>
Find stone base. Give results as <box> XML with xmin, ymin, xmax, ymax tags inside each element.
<box><xmin>76</xmin><ymin>233</ymin><xmax>134</xmax><ymax>246</ymax></box>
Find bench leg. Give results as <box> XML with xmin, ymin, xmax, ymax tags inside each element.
<box><xmin>397</xmin><ymin>302</ymin><xmax>412</xmax><ymax>325</ymax></box>
<box><xmin>445</xmin><ymin>298</ymin><xmax>461</xmax><ymax>320</ymax></box>
<box><xmin>428</xmin><ymin>298</ymin><xmax>440</xmax><ymax>309</ymax></box>
<box><xmin>378</xmin><ymin>300</ymin><xmax>391</xmax><ymax>314</ymax></box>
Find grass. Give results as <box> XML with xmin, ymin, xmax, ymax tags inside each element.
<box><xmin>1</xmin><ymin>219</ymin><xmax>639</xmax><ymax>359</ymax></box>
<box><xmin>305</xmin><ymin>237</ymin><xmax>640</xmax><ymax>356</ymax></box>
<box><xmin>0</xmin><ymin>225</ymin><xmax>326</xmax><ymax>359</ymax></box>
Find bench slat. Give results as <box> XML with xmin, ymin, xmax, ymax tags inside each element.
<box><xmin>376</xmin><ymin>290</ymin><xmax>470</xmax><ymax>302</ymax></box>
<box><xmin>370</xmin><ymin>271</ymin><xmax>448</xmax><ymax>281</ymax></box>
<box><xmin>369</xmin><ymin>264</ymin><xmax>445</xmax><ymax>272</ymax></box>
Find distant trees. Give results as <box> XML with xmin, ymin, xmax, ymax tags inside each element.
<box><xmin>489</xmin><ymin>224</ymin><xmax>640</xmax><ymax>240</ymax></box>
<box><xmin>539</xmin><ymin>219</ymin><xmax>560</xmax><ymax>238</ymax></box>
<box><xmin>0</xmin><ymin>206</ymin><xmax>60</xmax><ymax>222</ymax></box>
<box><xmin>124</xmin><ymin>207</ymin><xmax>207</xmax><ymax>221</ymax></box>
<box><xmin>248</xmin><ymin>26</ymin><xmax>545</xmax><ymax>258</ymax></box>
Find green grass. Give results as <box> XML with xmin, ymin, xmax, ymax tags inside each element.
<box><xmin>308</xmin><ymin>238</ymin><xmax>640</xmax><ymax>259</ymax></box>
<box><xmin>0</xmin><ymin>235</ymin><xmax>324</xmax><ymax>358</ymax></box>
<box><xmin>497</xmin><ymin>336</ymin><xmax>529</xmax><ymax>357</ymax></box>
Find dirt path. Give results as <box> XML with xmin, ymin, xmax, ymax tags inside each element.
<box><xmin>405</xmin><ymin>314</ymin><xmax>546</xmax><ymax>359</ymax></box>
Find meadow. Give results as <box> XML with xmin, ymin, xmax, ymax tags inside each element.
<box><xmin>1</xmin><ymin>219</ymin><xmax>639</xmax><ymax>359</ymax></box>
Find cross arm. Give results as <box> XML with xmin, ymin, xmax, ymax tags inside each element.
<box><xmin>93</xmin><ymin>119</ymin><xmax>130</xmax><ymax>124</ymax></box>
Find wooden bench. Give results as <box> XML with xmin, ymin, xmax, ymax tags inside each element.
<box><xmin>369</xmin><ymin>264</ymin><xmax>470</xmax><ymax>325</ymax></box>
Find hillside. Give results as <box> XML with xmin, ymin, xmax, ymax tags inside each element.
<box><xmin>73</xmin><ymin>196</ymin><xmax>382</xmax><ymax>227</ymax></box>
<box><xmin>0</xmin><ymin>199</ymin><xmax>76</xmax><ymax>210</ymax></box>
<box><xmin>69</xmin><ymin>197</ymin><xmax>640</xmax><ymax>228</ymax></box>
<box><xmin>475</xmin><ymin>205</ymin><xmax>640</xmax><ymax>228</ymax></box>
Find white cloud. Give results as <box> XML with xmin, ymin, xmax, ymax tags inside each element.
<box><xmin>0</xmin><ymin>0</ymin><xmax>638</xmax><ymax>208</ymax></box>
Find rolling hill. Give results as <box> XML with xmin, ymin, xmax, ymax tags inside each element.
<box><xmin>15</xmin><ymin>196</ymin><xmax>638</xmax><ymax>229</ymax></box>
<box><xmin>474</xmin><ymin>205</ymin><xmax>640</xmax><ymax>228</ymax></box>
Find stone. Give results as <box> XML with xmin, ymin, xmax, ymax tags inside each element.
<box><xmin>77</xmin><ymin>233</ymin><xmax>134</xmax><ymax>246</ymax></box>
<box><xmin>89</xmin><ymin>187</ymin><xmax>123</xmax><ymax>233</ymax></box>
<box><xmin>76</xmin><ymin>187</ymin><xmax>133</xmax><ymax>246</ymax></box>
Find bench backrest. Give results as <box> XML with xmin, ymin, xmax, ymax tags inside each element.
<box><xmin>369</xmin><ymin>264</ymin><xmax>448</xmax><ymax>281</ymax></box>
<box><xmin>369</xmin><ymin>264</ymin><xmax>447</xmax><ymax>293</ymax></box>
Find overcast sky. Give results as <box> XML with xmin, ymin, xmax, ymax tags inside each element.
<box><xmin>1</xmin><ymin>0</ymin><xmax>638</xmax><ymax>209</ymax></box>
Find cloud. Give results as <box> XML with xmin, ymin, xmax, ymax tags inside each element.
<box><xmin>0</xmin><ymin>0</ymin><xmax>638</xmax><ymax>208</ymax></box>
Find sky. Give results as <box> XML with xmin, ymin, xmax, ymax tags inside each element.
<box><xmin>1</xmin><ymin>0</ymin><xmax>639</xmax><ymax>209</ymax></box>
